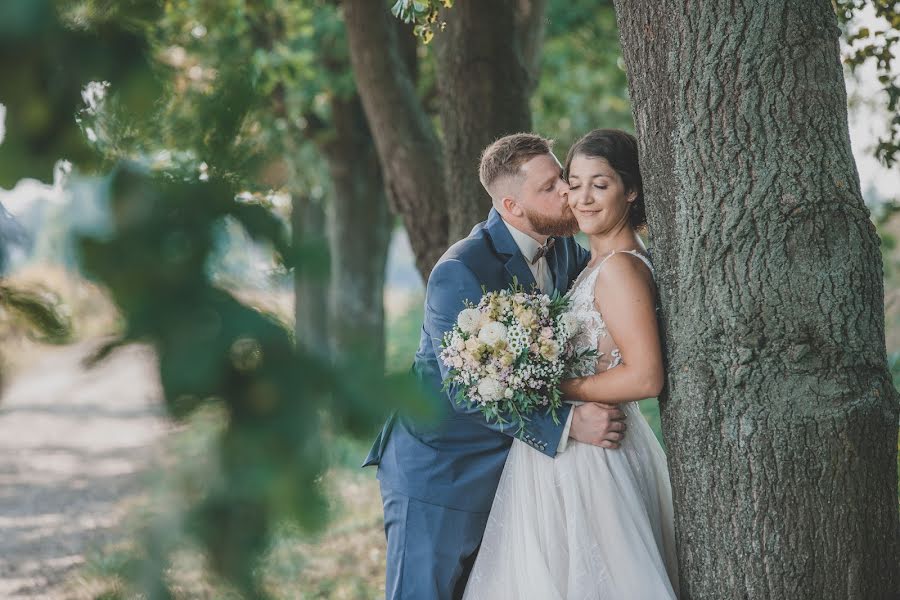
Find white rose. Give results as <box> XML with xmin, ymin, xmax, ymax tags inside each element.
<box><xmin>478</xmin><ymin>321</ymin><xmax>508</xmax><ymax>346</ymax></box>
<box><xmin>540</xmin><ymin>326</ymin><xmax>554</xmax><ymax>339</ymax></box>
<box><xmin>518</xmin><ymin>309</ymin><xmax>536</xmax><ymax>328</ymax></box>
<box><xmin>560</xmin><ymin>313</ymin><xmax>579</xmax><ymax>337</ymax></box>
<box><xmin>477</xmin><ymin>377</ymin><xmax>504</xmax><ymax>402</ymax></box>
<box><xmin>503</xmin><ymin>387</ymin><xmax>514</xmax><ymax>399</ymax></box>
<box><xmin>457</xmin><ymin>308</ymin><xmax>483</xmax><ymax>334</ymax></box>
<box><xmin>540</xmin><ymin>340</ymin><xmax>561</xmax><ymax>361</ymax></box>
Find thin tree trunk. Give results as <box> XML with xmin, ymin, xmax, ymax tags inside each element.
<box><xmin>323</xmin><ymin>95</ymin><xmax>390</xmax><ymax>372</ymax></box>
<box><xmin>614</xmin><ymin>1</ymin><xmax>900</xmax><ymax>597</ymax></box>
<box><xmin>343</xmin><ymin>0</ymin><xmax>448</xmax><ymax>278</ymax></box>
<box><xmin>292</xmin><ymin>194</ymin><xmax>329</xmax><ymax>354</ymax></box>
<box><xmin>433</xmin><ymin>0</ymin><xmax>547</xmax><ymax>240</ymax></box>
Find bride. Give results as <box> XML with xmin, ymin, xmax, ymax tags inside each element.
<box><xmin>463</xmin><ymin>129</ymin><xmax>680</xmax><ymax>599</ymax></box>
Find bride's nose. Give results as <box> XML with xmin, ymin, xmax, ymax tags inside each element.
<box><xmin>573</xmin><ymin>186</ymin><xmax>592</xmax><ymax>205</ymax></box>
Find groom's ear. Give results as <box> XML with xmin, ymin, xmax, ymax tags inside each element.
<box><xmin>502</xmin><ymin>196</ymin><xmax>523</xmax><ymax>217</ymax></box>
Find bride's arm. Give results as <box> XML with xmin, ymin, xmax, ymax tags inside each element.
<box><xmin>560</xmin><ymin>254</ymin><xmax>663</xmax><ymax>404</ymax></box>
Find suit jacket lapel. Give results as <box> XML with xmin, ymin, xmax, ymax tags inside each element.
<box><xmin>504</xmin><ymin>253</ymin><xmax>539</xmax><ymax>293</ymax></box>
<box><xmin>485</xmin><ymin>209</ymin><xmax>539</xmax><ymax>293</ymax></box>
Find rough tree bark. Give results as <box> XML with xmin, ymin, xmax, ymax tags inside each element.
<box><xmin>322</xmin><ymin>95</ymin><xmax>391</xmax><ymax>371</ymax></box>
<box><xmin>343</xmin><ymin>0</ymin><xmax>547</xmax><ymax>278</ymax></box>
<box><xmin>613</xmin><ymin>1</ymin><xmax>900</xmax><ymax>598</ymax></box>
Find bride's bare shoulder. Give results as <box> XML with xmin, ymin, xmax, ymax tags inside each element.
<box><xmin>592</xmin><ymin>251</ymin><xmax>655</xmax><ymax>298</ymax></box>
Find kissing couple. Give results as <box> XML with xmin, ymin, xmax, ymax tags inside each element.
<box><xmin>364</xmin><ymin>130</ymin><xmax>680</xmax><ymax>599</ymax></box>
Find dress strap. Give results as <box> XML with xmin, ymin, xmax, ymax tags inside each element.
<box><xmin>595</xmin><ymin>249</ymin><xmax>654</xmax><ymax>274</ymax></box>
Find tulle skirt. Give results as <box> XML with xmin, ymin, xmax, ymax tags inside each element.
<box><xmin>463</xmin><ymin>401</ymin><xmax>680</xmax><ymax>600</ymax></box>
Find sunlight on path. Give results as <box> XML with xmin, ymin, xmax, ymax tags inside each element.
<box><xmin>0</xmin><ymin>342</ymin><xmax>166</xmax><ymax>599</ymax></box>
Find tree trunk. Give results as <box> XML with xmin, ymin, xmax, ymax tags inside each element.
<box><xmin>322</xmin><ymin>95</ymin><xmax>391</xmax><ymax>372</ymax></box>
<box><xmin>614</xmin><ymin>1</ymin><xmax>900</xmax><ymax>598</ymax></box>
<box><xmin>292</xmin><ymin>193</ymin><xmax>329</xmax><ymax>354</ymax></box>
<box><xmin>434</xmin><ymin>0</ymin><xmax>547</xmax><ymax>240</ymax></box>
<box><xmin>343</xmin><ymin>0</ymin><xmax>548</xmax><ymax>278</ymax></box>
<box><xmin>343</xmin><ymin>0</ymin><xmax>448</xmax><ymax>278</ymax></box>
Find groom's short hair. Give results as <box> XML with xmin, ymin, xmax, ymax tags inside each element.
<box><xmin>479</xmin><ymin>133</ymin><xmax>554</xmax><ymax>194</ymax></box>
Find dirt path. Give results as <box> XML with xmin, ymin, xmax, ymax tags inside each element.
<box><xmin>0</xmin><ymin>342</ymin><xmax>166</xmax><ymax>599</ymax></box>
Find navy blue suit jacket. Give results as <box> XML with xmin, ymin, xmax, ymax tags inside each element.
<box><xmin>364</xmin><ymin>209</ymin><xmax>590</xmax><ymax>513</ymax></box>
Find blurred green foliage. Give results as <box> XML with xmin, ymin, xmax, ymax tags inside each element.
<box><xmin>0</xmin><ymin>0</ymin><xmax>160</xmax><ymax>186</ymax></box>
<box><xmin>833</xmin><ymin>0</ymin><xmax>900</xmax><ymax>168</ymax></box>
<box><xmin>534</xmin><ymin>1</ymin><xmax>633</xmax><ymax>150</ymax></box>
<box><xmin>1</xmin><ymin>1</ymin><xmax>417</xmax><ymax>597</ymax></box>
<box><xmin>0</xmin><ymin>283</ymin><xmax>72</xmax><ymax>344</ymax></box>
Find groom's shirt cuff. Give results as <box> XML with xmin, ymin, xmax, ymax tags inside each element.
<box><xmin>557</xmin><ymin>407</ymin><xmax>574</xmax><ymax>453</ymax></box>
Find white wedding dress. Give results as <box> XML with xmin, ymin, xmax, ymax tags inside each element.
<box><xmin>463</xmin><ymin>250</ymin><xmax>680</xmax><ymax>600</ymax></box>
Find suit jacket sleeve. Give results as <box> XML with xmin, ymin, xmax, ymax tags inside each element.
<box><xmin>425</xmin><ymin>258</ymin><xmax>571</xmax><ymax>457</ymax></box>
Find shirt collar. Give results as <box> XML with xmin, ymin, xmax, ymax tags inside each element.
<box><xmin>502</xmin><ymin>219</ymin><xmax>545</xmax><ymax>264</ymax></box>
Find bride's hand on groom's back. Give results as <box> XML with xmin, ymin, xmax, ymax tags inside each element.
<box><xmin>570</xmin><ymin>403</ymin><xmax>627</xmax><ymax>449</ymax></box>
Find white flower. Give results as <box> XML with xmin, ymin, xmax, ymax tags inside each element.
<box><xmin>454</xmin><ymin>337</ymin><xmax>465</xmax><ymax>351</ymax></box>
<box><xmin>504</xmin><ymin>388</ymin><xmax>514</xmax><ymax>399</ymax></box>
<box><xmin>540</xmin><ymin>326</ymin><xmax>554</xmax><ymax>339</ymax></box>
<box><xmin>518</xmin><ymin>309</ymin><xmax>536</xmax><ymax>328</ymax></box>
<box><xmin>457</xmin><ymin>308</ymin><xmax>483</xmax><ymax>334</ymax></box>
<box><xmin>478</xmin><ymin>321</ymin><xmax>508</xmax><ymax>346</ymax></box>
<box><xmin>477</xmin><ymin>377</ymin><xmax>504</xmax><ymax>402</ymax></box>
<box><xmin>540</xmin><ymin>340</ymin><xmax>561</xmax><ymax>361</ymax></box>
<box><xmin>559</xmin><ymin>313</ymin><xmax>579</xmax><ymax>337</ymax></box>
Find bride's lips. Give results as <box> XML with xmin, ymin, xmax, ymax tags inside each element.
<box><xmin>575</xmin><ymin>208</ymin><xmax>601</xmax><ymax>216</ymax></box>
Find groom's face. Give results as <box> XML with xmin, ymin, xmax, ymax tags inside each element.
<box><xmin>515</xmin><ymin>154</ymin><xmax>579</xmax><ymax>237</ymax></box>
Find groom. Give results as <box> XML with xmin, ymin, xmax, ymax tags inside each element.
<box><xmin>364</xmin><ymin>133</ymin><xmax>628</xmax><ymax>599</ymax></box>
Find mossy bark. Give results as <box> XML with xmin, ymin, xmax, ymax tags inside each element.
<box><xmin>614</xmin><ymin>1</ymin><xmax>900</xmax><ymax>597</ymax></box>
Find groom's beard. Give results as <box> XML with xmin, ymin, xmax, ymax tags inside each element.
<box><xmin>523</xmin><ymin>205</ymin><xmax>580</xmax><ymax>238</ymax></box>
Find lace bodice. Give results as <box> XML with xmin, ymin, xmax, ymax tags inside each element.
<box><xmin>564</xmin><ymin>249</ymin><xmax>655</xmax><ymax>377</ymax></box>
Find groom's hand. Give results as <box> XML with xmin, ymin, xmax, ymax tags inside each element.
<box><xmin>569</xmin><ymin>403</ymin><xmax>627</xmax><ymax>449</ymax></box>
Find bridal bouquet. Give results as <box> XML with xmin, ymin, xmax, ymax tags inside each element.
<box><xmin>439</xmin><ymin>281</ymin><xmax>592</xmax><ymax>434</ymax></box>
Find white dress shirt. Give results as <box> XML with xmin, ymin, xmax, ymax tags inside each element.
<box><xmin>502</xmin><ymin>220</ymin><xmax>574</xmax><ymax>453</ymax></box>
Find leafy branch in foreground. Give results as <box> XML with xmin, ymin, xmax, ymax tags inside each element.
<box><xmin>0</xmin><ymin>284</ymin><xmax>72</xmax><ymax>344</ymax></box>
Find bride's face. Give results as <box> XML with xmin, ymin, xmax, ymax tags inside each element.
<box><xmin>566</xmin><ymin>154</ymin><xmax>636</xmax><ymax>235</ymax></box>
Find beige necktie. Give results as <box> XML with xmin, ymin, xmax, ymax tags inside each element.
<box><xmin>531</xmin><ymin>238</ymin><xmax>555</xmax><ymax>294</ymax></box>
<box><xmin>533</xmin><ymin>256</ymin><xmax>553</xmax><ymax>294</ymax></box>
